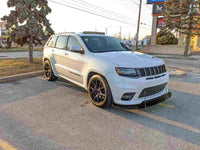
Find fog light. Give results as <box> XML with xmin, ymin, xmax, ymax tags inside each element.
<box><xmin>121</xmin><ymin>92</ymin><xmax>135</xmax><ymax>101</ymax></box>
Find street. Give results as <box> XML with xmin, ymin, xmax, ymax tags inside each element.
<box><xmin>0</xmin><ymin>72</ymin><xmax>200</xmax><ymax>150</ymax></box>
<box><xmin>0</xmin><ymin>51</ymin><xmax>43</xmax><ymax>59</ymax></box>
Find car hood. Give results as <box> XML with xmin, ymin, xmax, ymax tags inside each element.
<box><xmin>94</xmin><ymin>51</ymin><xmax>164</xmax><ymax>68</ymax></box>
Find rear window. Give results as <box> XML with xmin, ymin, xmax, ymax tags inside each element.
<box><xmin>47</xmin><ymin>36</ymin><xmax>58</xmax><ymax>47</ymax></box>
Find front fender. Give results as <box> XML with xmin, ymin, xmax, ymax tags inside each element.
<box><xmin>83</xmin><ymin>60</ymin><xmax>116</xmax><ymax>89</ymax></box>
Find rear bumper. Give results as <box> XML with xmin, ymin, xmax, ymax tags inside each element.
<box><xmin>106</xmin><ymin>72</ymin><xmax>169</xmax><ymax>105</ymax></box>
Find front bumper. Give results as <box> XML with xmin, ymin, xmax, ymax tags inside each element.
<box><xmin>106</xmin><ymin>72</ymin><xmax>169</xmax><ymax>105</ymax></box>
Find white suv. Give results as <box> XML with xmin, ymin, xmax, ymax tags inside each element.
<box><xmin>43</xmin><ymin>32</ymin><xmax>170</xmax><ymax>107</ymax></box>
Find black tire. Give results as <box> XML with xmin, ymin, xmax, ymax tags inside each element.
<box><xmin>88</xmin><ymin>75</ymin><xmax>113</xmax><ymax>108</ymax></box>
<box><xmin>43</xmin><ymin>60</ymin><xmax>58</xmax><ymax>81</ymax></box>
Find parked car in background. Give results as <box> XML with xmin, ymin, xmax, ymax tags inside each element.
<box><xmin>43</xmin><ymin>32</ymin><xmax>170</xmax><ymax>108</ymax></box>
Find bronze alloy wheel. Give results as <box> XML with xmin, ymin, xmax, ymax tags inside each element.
<box><xmin>88</xmin><ymin>75</ymin><xmax>112</xmax><ymax>107</ymax></box>
<box><xmin>43</xmin><ymin>60</ymin><xmax>57</xmax><ymax>81</ymax></box>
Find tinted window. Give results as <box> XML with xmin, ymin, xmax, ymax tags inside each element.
<box><xmin>67</xmin><ymin>36</ymin><xmax>81</xmax><ymax>50</ymax></box>
<box><xmin>81</xmin><ymin>36</ymin><xmax>126</xmax><ymax>53</ymax></box>
<box><xmin>48</xmin><ymin>36</ymin><xmax>57</xmax><ymax>47</ymax></box>
<box><xmin>56</xmin><ymin>36</ymin><xmax>68</xmax><ymax>49</ymax></box>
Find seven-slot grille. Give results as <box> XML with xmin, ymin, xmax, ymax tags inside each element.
<box><xmin>139</xmin><ymin>83</ymin><xmax>167</xmax><ymax>98</ymax></box>
<box><xmin>137</xmin><ymin>65</ymin><xmax>166</xmax><ymax>77</ymax></box>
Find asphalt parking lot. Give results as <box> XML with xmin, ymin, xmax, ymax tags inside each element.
<box><xmin>0</xmin><ymin>74</ymin><xmax>200</xmax><ymax>150</ymax></box>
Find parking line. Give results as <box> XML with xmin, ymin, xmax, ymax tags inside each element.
<box><xmin>126</xmin><ymin>109</ymin><xmax>200</xmax><ymax>134</ymax></box>
<box><xmin>0</xmin><ymin>139</ymin><xmax>17</xmax><ymax>150</ymax></box>
<box><xmin>158</xmin><ymin>103</ymin><xmax>175</xmax><ymax>108</ymax></box>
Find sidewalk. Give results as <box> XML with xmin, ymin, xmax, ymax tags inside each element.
<box><xmin>152</xmin><ymin>53</ymin><xmax>200</xmax><ymax>61</ymax></box>
<box><xmin>167</xmin><ymin>68</ymin><xmax>187</xmax><ymax>77</ymax></box>
<box><xmin>167</xmin><ymin>66</ymin><xmax>200</xmax><ymax>76</ymax></box>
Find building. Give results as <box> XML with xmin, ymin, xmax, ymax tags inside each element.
<box><xmin>148</xmin><ymin>0</ymin><xmax>200</xmax><ymax>53</ymax></box>
<box><xmin>0</xmin><ymin>22</ymin><xmax>7</xmax><ymax>37</ymax></box>
<box><xmin>142</xmin><ymin>35</ymin><xmax>151</xmax><ymax>45</ymax></box>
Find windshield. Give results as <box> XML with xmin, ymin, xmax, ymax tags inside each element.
<box><xmin>81</xmin><ymin>36</ymin><xmax>127</xmax><ymax>53</ymax></box>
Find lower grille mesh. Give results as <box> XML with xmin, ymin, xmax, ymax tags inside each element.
<box><xmin>139</xmin><ymin>83</ymin><xmax>167</xmax><ymax>98</ymax></box>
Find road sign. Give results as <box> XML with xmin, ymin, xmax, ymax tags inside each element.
<box><xmin>153</xmin><ymin>3</ymin><xmax>166</xmax><ymax>15</ymax></box>
<box><xmin>157</xmin><ymin>18</ymin><xmax>165</xmax><ymax>28</ymax></box>
<box><xmin>147</xmin><ymin>0</ymin><xmax>166</xmax><ymax>4</ymax></box>
<box><xmin>157</xmin><ymin>17</ymin><xmax>180</xmax><ymax>28</ymax></box>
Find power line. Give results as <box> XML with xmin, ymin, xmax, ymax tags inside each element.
<box><xmin>130</xmin><ymin>0</ymin><xmax>151</xmax><ymax>11</ymax></box>
<box><xmin>57</xmin><ymin>0</ymin><xmax>151</xmax><ymax>29</ymax></box>
<box><xmin>67</xmin><ymin>0</ymin><xmax>134</xmax><ymax>21</ymax></box>
<box><xmin>48</xmin><ymin>0</ymin><xmax>135</xmax><ymax>26</ymax></box>
<box><xmin>59</xmin><ymin>0</ymin><xmax>134</xmax><ymax>23</ymax></box>
<box><xmin>141</xmin><ymin>1</ymin><xmax>152</xmax><ymax>10</ymax></box>
<box><xmin>130</xmin><ymin>0</ymin><xmax>139</xmax><ymax>6</ymax></box>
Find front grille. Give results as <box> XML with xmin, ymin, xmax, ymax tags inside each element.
<box><xmin>137</xmin><ymin>65</ymin><xmax>166</xmax><ymax>77</ymax></box>
<box><xmin>139</xmin><ymin>83</ymin><xmax>167</xmax><ymax>98</ymax></box>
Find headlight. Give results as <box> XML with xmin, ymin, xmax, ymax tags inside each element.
<box><xmin>115</xmin><ymin>67</ymin><xmax>140</xmax><ymax>77</ymax></box>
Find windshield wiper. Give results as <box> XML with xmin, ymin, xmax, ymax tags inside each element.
<box><xmin>96</xmin><ymin>50</ymin><xmax>126</xmax><ymax>53</ymax></box>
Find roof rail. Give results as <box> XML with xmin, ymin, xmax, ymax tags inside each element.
<box><xmin>82</xmin><ymin>31</ymin><xmax>105</xmax><ymax>35</ymax></box>
<box><xmin>57</xmin><ymin>32</ymin><xmax>75</xmax><ymax>34</ymax></box>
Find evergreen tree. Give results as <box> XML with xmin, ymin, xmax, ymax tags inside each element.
<box><xmin>156</xmin><ymin>30</ymin><xmax>178</xmax><ymax>45</ymax></box>
<box><xmin>2</xmin><ymin>0</ymin><xmax>54</xmax><ymax>62</ymax></box>
<box><xmin>163</xmin><ymin>0</ymin><xmax>200</xmax><ymax>56</ymax></box>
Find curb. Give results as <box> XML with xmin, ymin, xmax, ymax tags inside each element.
<box><xmin>134</xmin><ymin>51</ymin><xmax>200</xmax><ymax>60</ymax></box>
<box><xmin>0</xmin><ymin>71</ymin><xmax>43</xmax><ymax>84</ymax></box>
<box><xmin>156</xmin><ymin>56</ymin><xmax>199</xmax><ymax>61</ymax></box>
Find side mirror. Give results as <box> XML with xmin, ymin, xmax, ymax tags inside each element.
<box><xmin>70</xmin><ymin>45</ymin><xmax>84</xmax><ymax>54</ymax></box>
<box><xmin>120</xmin><ymin>42</ymin><xmax>131</xmax><ymax>51</ymax></box>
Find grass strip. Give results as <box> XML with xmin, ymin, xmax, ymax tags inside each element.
<box><xmin>0</xmin><ymin>58</ymin><xmax>43</xmax><ymax>77</ymax></box>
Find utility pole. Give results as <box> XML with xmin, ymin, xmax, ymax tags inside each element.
<box><xmin>119</xmin><ymin>26</ymin><xmax>122</xmax><ymax>40</ymax></box>
<box><xmin>135</xmin><ymin>0</ymin><xmax>142</xmax><ymax>51</ymax></box>
<box><xmin>105</xmin><ymin>25</ymin><xmax>112</xmax><ymax>35</ymax></box>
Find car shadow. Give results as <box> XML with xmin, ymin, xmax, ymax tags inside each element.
<box><xmin>113</xmin><ymin>97</ymin><xmax>166</xmax><ymax>109</ymax></box>
<box><xmin>56</xmin><ymin>77</ymin><xmax>87</xmax><ymax>93</ymax></box>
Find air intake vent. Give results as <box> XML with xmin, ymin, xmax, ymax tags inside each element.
<box><xmin>139</xmin><ymin>83</ymin><xmax>167</xmax><ymax>98</ymax></box>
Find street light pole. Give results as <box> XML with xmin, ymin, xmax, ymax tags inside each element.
<box><xmin>135</xmin><ymin>0</ymin><xmax>142</xmax><ymax>51</ymax></box>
